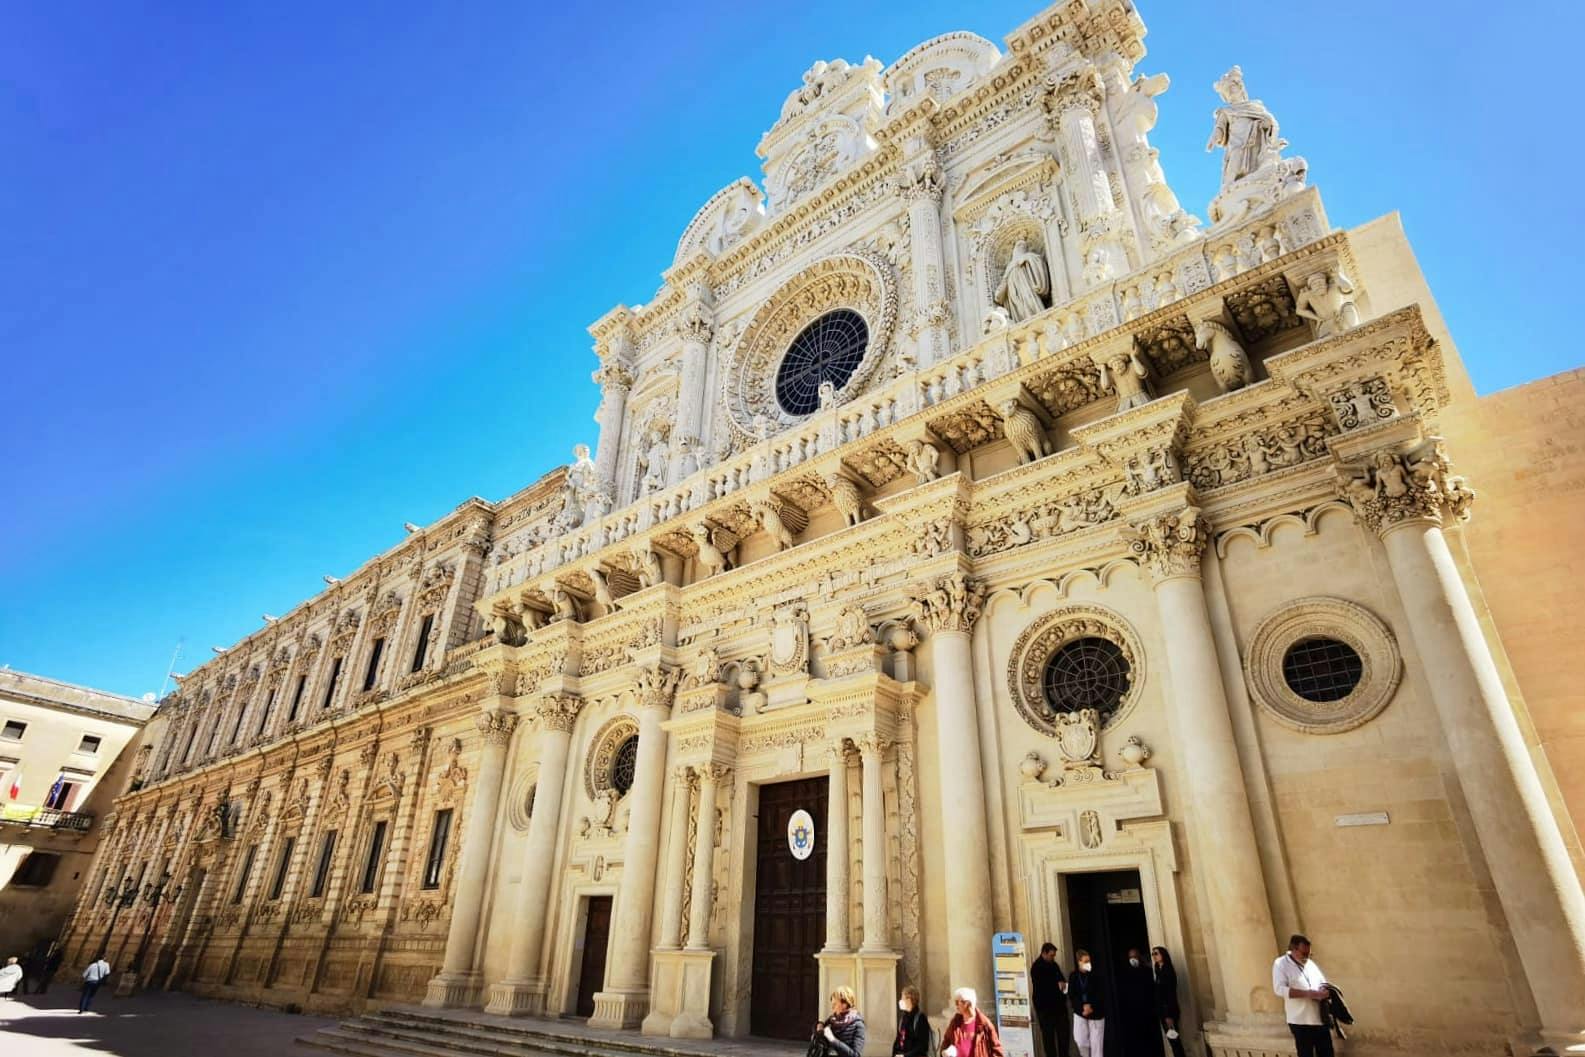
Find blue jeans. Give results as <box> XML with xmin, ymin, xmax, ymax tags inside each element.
<box><xmin>79</xmin><ymin>980</ymin><xmax>102</xmax><ymax>1012</ymax></box>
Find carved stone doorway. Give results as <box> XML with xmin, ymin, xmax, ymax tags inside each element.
<box><xmin>750</xmin><ymin>776</ymin><xmax>828</xmax><ymax>1040</ymax></box>
<box><xmin>574</xmin><ymin>895</ymin><xmax>613</xmax><ymax>1019</ymax></box>
<box><xmin>1065</xmin><ymin>869</ymin><xmax>1147</xmax><ymax>1057</ymax></box>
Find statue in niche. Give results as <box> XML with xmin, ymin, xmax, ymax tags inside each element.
<box><xmin>639</xmin><ymin>425</ymin><xmax>670</xmax><ymax>494</ymax></box>
<box><xmin>994</xmin><ymin>238</ymin><xmax>1051</xmax><ymax>323</ymax></box>
<box><xmin>1206</xmin><ymin>65</ymin><xmax>1284</xmax><ymax>189</ymax></box>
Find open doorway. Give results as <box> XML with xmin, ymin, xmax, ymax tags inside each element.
<box><xmin>1065</xmin><ymin>869</ymin><xmax>1148</xmax><ymax>1057</ymax></box>
<box><xmin>574</xmin><ymin>895</ymin><xmax>612</xmax><ymax>1019</ymax></box>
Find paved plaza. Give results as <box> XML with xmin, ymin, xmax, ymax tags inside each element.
<box><xmin>0</xmin><ymin>989</ymin><xmax>336</xmax><ymax>1057</ymax></box>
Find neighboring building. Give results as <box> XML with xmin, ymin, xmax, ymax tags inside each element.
<box><xmin>0</xmin><ymin>669</ymin><xmax>156</xmax><ymax>961</ymax></box>
<box><xmin>61</xmin><ymin>2</ymin><xmax>1585</xmax><ymax>1055</ymax></box>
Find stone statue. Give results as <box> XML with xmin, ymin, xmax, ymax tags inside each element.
<box><xmin>1206</xmin><ymin>66</ymin><xmax>1283</xmax><ymax>189</ymax></box>
<box><xmin>993</xmin><ymin>238</ymin><xmax>1051</xmax><ymax>323</ymax></box>
<box><xmin>567</xmin><ymin>443</ymin><xmax>604</xmax><ymax>524</ymax></box>
<box><xmin>1098</xmin><ymin>348</ymin><xmax>1153</xmax><ymax>412</ymax></box>
<box><xmin>904</xmin><ymin>438</ymin><xmax>942</xmax><ymax>484</ymax></box>
<box><xmin>639</xmin><ymin>426</ymin><xmax>670</xmax><ymax>494</ymax></box>
<box><xmin>1293</xmin><ymin>269</ymin><xmax>1360</xmax><ymax>338</ymax></box>
<box><xmin>1193</xmin><ymin>318</ymin><xmax>1252</xmax><ymax>392</ymax></box>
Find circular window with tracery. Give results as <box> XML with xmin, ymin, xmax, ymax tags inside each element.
<box><xmin>610</xmin><ymin>735</ymin><xmax>639</xmax><ymax>797</ymax></box>
<box><xmin>775</xmin><ymin>309</ymin><xmax>869</xmax><ymax>415</ymax></box>
<box><xmin>1008</xmin><ymin>606</ymin><xmax>1145</xmax><ymax>736</ymax></box>
<box><xmin>1245</xmin><ymin>598</ymin><xmax>1399</xmax><ymax>734</ymax></box>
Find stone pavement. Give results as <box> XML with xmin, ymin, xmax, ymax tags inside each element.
<box><xmin>0</xmin><ymin>988</ymin><xmax>337</xmax><ymax>1057</ymax></box>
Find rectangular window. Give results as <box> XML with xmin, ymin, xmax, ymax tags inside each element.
<box><xmin>410</xmin><ymin>614</ymin><xmax>435</xmax><ymax>672</ymax></box>
<box><xmin>362</xmin><ymin>638</ymin><xmax>386</xmax><ymax>692</ymax></box>
<box><xmin>359</xmin><ymin>820</ymin><xmax>388</xmax><ymax>894</ymax></box>
<box><xmin>422</xmin><ymin>809</ymin><xmax>453</xmax><ymax>890</ymax></box>
<box><xmin>320</xmin><ymin>657</ymin><xmax>344</xmax><ymax>712</ymax></box>
<box><xmin>268</xmin><ymin>836</ymin><xmax>296</xmax><ymax>901</ymax></box>
<box><xmin>287</xmin><ymin>675</ymin><xmax>308</xmax><ymax>722</ymax></box>
<box><xmin>181</xmin><ymin>724</ymin><xmax>198</xmax><ymax>764</ymax></box>
<box><xmin>229</xmin><ymin>701</ymin><xmax>248</xmax><ymax>745</ymax></box>
<box><xmin>44</xmin><ymin>780</ymin><xmax>76</xmax><ymax>810</ymax></box>
<box><xmin>257</xmin><ymin>685</ymin><xmax>279</xmax><ymax>736</ymax></box>
<box><xmin>2</xmin><ymin>720</ymin><xmax>26</xmax><ymax>741</ymax></box>
<box><xmin>205</xmin><ymin>715</ymin><xmax>222</xmax><ymax>756</ymax></box>
<box><xmin>77</xmin><ymin>734</ymin><xmax>102</xmax><ymax>754</ymax></box>
<box><xmin>13</xmin><ymin>851</ymin><xmax>61</xmax><ymax>887</ymax></box>
<box><xmin>310</xmin><ymin>830</ymin><xmax>337</xmax><ymax>898</ymax></box>
<box><xmin>232</xmin><ymin>844</ymin><xmax>258</xmax><ymax>904</ymax></box>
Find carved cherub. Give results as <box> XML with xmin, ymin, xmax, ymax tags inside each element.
<box><xmin>904</xmin><ymin>438</ymin><xmax>942</xmax><ymax>484</ymax></box>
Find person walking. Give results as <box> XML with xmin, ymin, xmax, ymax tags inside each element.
<box><xmin>894</xmin><ymin>985</ymin><xmax>930</xmax><ymax>1057</ymax></box>
<box><xmin>941</xmin><ymin>987</ymin><xmax>1005</xmax><ymax>1057</ymax></box>
<box><xmin>0</xmin><ymin>957</ymin><xmax>23</xmax><ymax>1000</ymax></box>
<box><xmin>813</xmin><ymin>985</ymin><xmax>868</xmax><ymax>1057</ymax></box>
<box><xmin>1150</xmin><ymin>947</ymin><xmax>1187</xmax><ymax>1057</ymax></box>
<box><xmin>1029</xmin><ymin>942</ymin><xmax>1069</xmax><ymax>1057</ymax></box>
<box><xmin>1067</xmin><ymin>950</ymin><xmax>1106</xmax><ymax>1057</ymax></box>
<box><xmin>1117</xmin><ymin>947</ymin><xmax>1156</xmax><ymax>1056</ymax></box>
<box><xmin>79</xmin><ymin>953</ymin><xmax>112</xmax><ymax>1013</ymax></box>
<box><xmin>1273</xmin><ymin>934</ymin><xmax>1332</xmax><ymax>1057</ymax></box>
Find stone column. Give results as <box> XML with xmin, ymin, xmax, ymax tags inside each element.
<box><xmin>657</xmin><ymin>767</ymin><xmax>694</xmax><ymax>950</ymax></box>
<box><xmin>1052</xmin><ymin>74</ymin><xmax>1111</xmax><ymax>226</ymax></box>
<box><xmin>485</xmin><ymin>693</ymin><xmax>582</xmax><ymax>1016</ymax></box>
<box><xmin>672</xmin><ymin>305</ymin><xmax>713</xmax><ymax>485</ymax></box>
<box><xmin>424</xmin><ymin>709</ymin><xmax>518</xmax><ymax>1008</ymax></box>
<box><xmin>591</xmin><ymin>665</ymin><xmax>681</xmax><ymax>1028</ymax></box>
<box><xmin>592</xmin><ymin>359</ymin><xmax>634</xmax><ymax>492</ymax></box>
<box><xmin>685</xmin><ymin>764</ymin><xmax>728</xmax><ymax>950</ymax></box>
<box><xmin>856</xmin><ymin>734</ymin><xmax>891</xmax><ymax>951</ymax></box>
<box><xmin>897</xmin><ymin>151</ymin><xmax>951</xmax><ymax>368</ymax></box>
<box><xmin>1340</xmin><ymin>452</ymin><xmax>1585</xmax><ymax>1047</ymax></box>
<box><xmin>823</xmin><ymin>742</ymin><xmax>852</xmax><ymax>952</ymax></box>
<box><xmin>909</xmin><ymin>574</ymin><xmax>994</xmax><ymax>1007</ymax></box>
<box><xmin>1127</xmin><ymin>507</ymin><xmax>1280</xmax><ymax>1033</ymax></box>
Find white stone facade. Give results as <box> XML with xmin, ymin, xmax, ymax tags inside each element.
<box><xmin>63</xmin><ymin>3</ymin><xmax>1585</xmax><ymax>1056</ymax></box>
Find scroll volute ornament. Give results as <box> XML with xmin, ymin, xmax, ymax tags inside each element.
<box><xmin>908</xmin><ymin>574</ymin><xmax>986</xmax><ymax>634</ymax></box>
<box><xmin>1123</xmin><ymin>506</ymin><xmax>1209</xmax><ymax>583</ymax></box>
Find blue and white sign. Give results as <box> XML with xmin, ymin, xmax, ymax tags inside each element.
<box><xmin>787</xmin><ymin>808</ymin><xmax>815</xmax><ymax>860</ymax></box>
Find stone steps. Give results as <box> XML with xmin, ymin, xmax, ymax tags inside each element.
<box><xmin>299</xmin><ymin>1007</ymin><xmax>803</xmax><ymax>1057</ymax></box>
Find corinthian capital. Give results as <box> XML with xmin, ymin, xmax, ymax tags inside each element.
<box><xmin>1334</xmin><ymin>439</ymin><xmax>1475</xmax><ymax>536</ymax></box>
<box><xmin>592</xmin><ymin>361</ymin><xmax>634</xmax><ymax>394</ymax></box>
<box><xmin>908</xmin><ymin>574</ymin><xmax>987</xmax><ymax>635</ymax></box>
<box><xmin>677</xmin><ymin>300</ymin><xmax>715</xmax><ymax>346</ymax></box>
<box><xmin>534</xmin><ymin>693</ymin><xmax>583</xmax><ymax>734</ymax></box>
<box><xmin>475</xmin><ymin>709</ymin><xmax>519</xmax><ymax>746</ymax></box>
<box><xmin>634</xmin><ymin>663</ymin><xmax>682</xmax><ymax>713</ymax></box>
<box><xmin>895</xmin><ymin>152</ymin><xmax>945</xmax><ymax>203</ymax></box>
<box><xmin>1124</xmin><ymin>505</ymin><xmax>1209</xmax><ymax>583</ymax></box>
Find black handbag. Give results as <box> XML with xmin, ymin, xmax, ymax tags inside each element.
<box><xmin>807</xmin><ymin>1039</ymin><xmax>830</xmax><ymax>1057</ymax></box>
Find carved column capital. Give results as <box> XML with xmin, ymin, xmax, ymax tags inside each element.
<box><xmin>856</xmin><ymin>732</ymin><xmax>894</xmax><ymax>759</ymax></box>
<box><xmin>1334</xmin><ymin>440</ymin><xmax>1475</xmax><ymax>536</ymax></box>
<box><xmin>1124</xmin><ymin>505</ymin><xmax>1210</xmax><ymax>584</ymax></box>
<box><xmin>534</xmin><ymin>693</ymin><xmax>583</xmax><ymax>734</ymax></box>
<box><xmin>908</xmin><ymin>574</ymin><xmax>987</xmax><ymax>635</ymax></box>
<box><xmin>634</xmin><ymin>663</ymin><xmax>682</xmax><ymax>713</ymax></box>
<box><xmin>592</xmin><ymin>361</ymin><xmax>634</xmax><ymax>395</ymax></box>
<box><xmin>673</xmin><ymin>765</ymin><xmax>696</xmax><ymax>787</ymax></box>
<box><xmin>475</xmin><ymin>709</ymin><xmax>520</xmax><ymax>746</ymax></box>
<box><xmin>697</xmin><ymin>763</ymin><xmax>733</xmax><ymax>785</ymax></box>
<box><xmin>676</xmin><ymin>300</ymin><xmax>715</xmax><ymax>346</ymax></box>
<box><xmin>828</xmin><ymin>739</ymin><xmax>854</xmax><ymax>765</ymax></box>
<box><xmin>895</xmin><ymin>152</ymin><xmax>945</xmax><ymax>203</ymax></box>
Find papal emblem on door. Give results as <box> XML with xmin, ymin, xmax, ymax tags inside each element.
<box><xmin>787</xmin><ymin>808</ymin><xmax>815</xmax><ymax>860</ymax></box>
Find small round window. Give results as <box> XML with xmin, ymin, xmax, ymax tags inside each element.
<box><xmin>1281</xmin><ymin>638</ymin><xmax>1364</xmax><ymax>703</ymax></box>
<box><xmin>610</xmin><ymin>736</ymin><xmax>639</xmax><ymax>797</ymax></box>
<box><xmin>1042</xmin><ymin>637</ymin><xmax>1132</xmax><ymax>723</ymax></box>
<box><xmin>774</xmin><ymin>309</ymin><xmax>869</xmax><ymax>415</ymax></box>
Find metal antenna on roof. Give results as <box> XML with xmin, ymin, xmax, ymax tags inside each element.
<box><xmin>157</xmin><ymin>639</ymin><xmax>185</xmax><ymax>701</ymax></box>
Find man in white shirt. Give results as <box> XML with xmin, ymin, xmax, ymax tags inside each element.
<box><xmin>79</xmin><ymin>953</ymin><xmax>111</xmax><ymax>1014</ymax></box>
<box><xmin>1272</xmin><ymin>934</ymin><xmax>1332</xmax><ymax>1057</ymax></box>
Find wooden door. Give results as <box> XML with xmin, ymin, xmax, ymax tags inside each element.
<box><xmin>751</xmin><ymin>777</ymin><xmax>828</xmax><ymax>1040</ymax></box>
<box><xmin>575</xmin><ymin>895</ymin><xmax>613</xmax><ymax>1018</ymax></box>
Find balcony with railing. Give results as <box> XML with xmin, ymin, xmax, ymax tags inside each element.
<box><xmin>0</xmin><ymin>804</ymin><xmax>95</xmax><ymax>833</ymax></box>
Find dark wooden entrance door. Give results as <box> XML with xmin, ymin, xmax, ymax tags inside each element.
<box><xmin>575</xmin><ymin>895</ymin><xmax>613</xmax><ymax>1018</ymax></box>
<box><xmin>751</xmin><ymin>777</ymin><xmax>828</xmax><ymax>1040</ymax></box>
<box><xmin>1065</xmin><ymin>869</ymin><xmax>1149</xmax><ymax>1057</ymax></box>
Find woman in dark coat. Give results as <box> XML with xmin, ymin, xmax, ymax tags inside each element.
<box><xmin>815</xmin><ymin>984</ymin><xmax>868</xmax><ymax>1057</ymax></box>
<box><xmin>1151</xmin><ymin>946</ymin><xmax>1187</xmax><ymax>1057</ymax></box>
<box><xmin>894</xmin><ymin>984</ymin><xmax>930</xmax><ymax>1057</ymax></box>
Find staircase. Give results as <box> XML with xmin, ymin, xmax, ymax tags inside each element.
<box><xmin>299</xmin><ymin>1006</ymin><xmax>804</xmax><ymax>1057</ymax></box>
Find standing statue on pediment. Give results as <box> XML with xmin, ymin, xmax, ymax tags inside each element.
<box><xmin>994</xmin><ymin>238</ymin><xmax>1051</xmax><ymax>323</ymax></box>
<box><xmin>1206</xmin><ymin>66</ymin><xmax>1283</xmax><ymax>189</ymax></box>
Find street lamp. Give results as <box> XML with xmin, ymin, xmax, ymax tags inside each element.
<box><xmin>97</xmin><ymin>874</ymin><xmax>140</xmax><ymax>964</ymax></box>
<box><xmin>119</xmin><ymin>871</ymin><xmax>182</xmax><ymax>995</ymax></box>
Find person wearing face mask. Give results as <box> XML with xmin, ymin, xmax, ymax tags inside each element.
<box><xmin>1150</xmin><ymin>947</ymin><xmax>1186</xmax><ymax>1057</ymax></box>
<box><xmin>1118</xmin><ymin>947</ymin><xmax>1157</xmax><ymax>1057</ymax></box>
<box><xmin>1066</xmin><ymin>950</ymin><xmax>1106</xmax><ymax>1057</ymax></box>
<box><xmin>893</xmin><ymin>985</ymin><xmax>930</xmax><ymax>1057</ymax></box>
<box><xmin>1028</xmin><ymin>942</ymin><xmax>1069</xmax><ymax>1057</ymax></box>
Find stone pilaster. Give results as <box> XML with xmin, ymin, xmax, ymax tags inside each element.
<box><xmin>671</xmin><ymin>763</ymin><xmax>728</xmax><ymax>1039</ymax></box>
<box><xmin>641</xmin><ymin>766</ymin><xmax>696</xmax><ymax>1037</ymax></box>
<box><xmin>896</xmin><ymin>149</ymin><xmax>951</xmax><ymax>368</ymax></box>
<box><xmin>592</xmin><ymin>358</ymin><xmax>634</xmax><ymax>496</ymax></box>
<box><xmin>672</xmin><ymin>304</ymin><xmax>713</xmax><ymax>485</ymax></box>
<box><xmin>823</xmin><ymin>741</ymin><xmax>852</xmax><ymax>953</ymax></box>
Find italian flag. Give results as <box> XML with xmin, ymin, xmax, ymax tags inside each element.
<box><xmin>6</xmin><ymin>765</ymin><xmax>19</xmax><ymax>800</ymax></box>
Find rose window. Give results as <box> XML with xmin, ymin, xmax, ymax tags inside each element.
<box><xmin>1041</xmin><ymin>637</ymin><xmax>1132</xmax><ymax>723</ymax></box>
<box><xmin>774</xmin><ymin>309</ymin><xmax>869</xmax><ymax>415</ymax></box>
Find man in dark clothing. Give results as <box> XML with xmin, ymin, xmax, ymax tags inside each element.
<box><xmin>1029</xmin><ymin>942</ymin><xmax>1069</xmax><ymax>1057</ymax></box>
<box><xmin>40</xmin><ymin>945</ymin><xmax>63</xmax><ymax>994</ymax></box>
<box><xmin>1117</xmin><ymin>947</ymin><xmax>1157</xmax><ymax>1057</ymax></box>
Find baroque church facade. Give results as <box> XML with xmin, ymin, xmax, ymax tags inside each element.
<box><xmin>63</xmin><ymin>2</ymin><xmax>1585</xmax><ymax>1055</ymax></box>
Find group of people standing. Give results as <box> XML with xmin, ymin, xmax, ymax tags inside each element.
<box><xmin>0</xmin><ymin>943</ymin><xmax>63</xmax><ymax>999</ymax></box>
<box><xmin>1030</xmin><ymin>943</ymin><xmax>1184</xmax><ymax>1057</ymax></box>
<box><xmin>812</xmin><ymin>983</ymin><xmax>1009</xmax><ymax>1057</ymax></box>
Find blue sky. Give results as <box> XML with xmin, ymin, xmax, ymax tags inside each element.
<box><xmin>3</xmin><ymin>1</ymin><xmax>1581</xmax><ymax>698</ymax></box>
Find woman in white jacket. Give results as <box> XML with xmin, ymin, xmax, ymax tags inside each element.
<box><xmin>0</xmin><ymin>956</ymin><xmax>24</xmax><ymax>999</ymax></box>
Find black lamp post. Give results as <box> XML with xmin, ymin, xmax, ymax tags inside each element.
<box><xmin>127</xmin><ymin>871</ymin><xmax>182</xmax><ymax>986</ymax></box>
<box><xmin>97</xmin><ymin>874</ymin><xmax>139</xmax><ymax>963</ymax></box>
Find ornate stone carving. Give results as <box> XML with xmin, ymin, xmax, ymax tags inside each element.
<box><xmin>1007</xmin><ymin>606</ymin><xmax>1145</xmax><ymax>737</ymax></box>
<box><xmin>476</xmin><ymin>709</ymin><xmax>518</xmax><ymax>746</ymax></box>
<box><xmin>908</xmin><ymin>574</ymin><xmax>985</xmax><ymax>635</ymax></box>
<box><xmin>1244</xmin><ymin>596</ymin><xmax>1402</xmax><ymax>734</ymax></box>
<box><xmin>1078</xmin><ymin>809</ymin><xmax>1104</xmax><ymax>849</ymax></box>
<box><xmin>635</xmin><ymin>663</ymin><xmax>682</xmax><ymax>712</ymax></box>
<box><xmin>1123</xmin><ymin>506</ymin><xmax>1209</xmax><ymax>582</ymax></box>
<box><xmin>993</xmin><ymin>238</ymin><xmax>1050</xmax><ymax>323</ymax></box>
<box><xmin>751</xmin><ymin>498</ymin><xmax>796</xmax><ymax>552</ymax></box>
<box><xmin>691</xmin><ymin>522</ymin><xmax>732</xmax><ymax>577</ymax></box>
<box><xmin>1294</xmin><ymin>268</ymin><xmax>1359</xmax><ymax>339</ymax></box>
<box><xmin>1098</xmin><ymin>348</ymin><xmax>1153</xmax><ymax>413</ymax></box>
<box><xmin>895</xmin><ymin>152</ymin><xmax>945</xmax><ymax>203</ymax></box>
<box><xmin>769</xmin><ymin>605</ymin><xmax>811</xmax><ymax>676</ymax></box>
<box><xmin>1205</xmin><ymin>65</ymin><xmax>1307</xmax><ymax>227</ymax></box>
<box><xmin>1117</xmin><ymin>735</ymin><xmax>1152</xmax><ymax>769</ymax></box>
<box><xmin>1327</xmin><ymin>376</ymin><xmax>1397</xmax><ymax>432</ymax></box>
<box><xmin>1193</xmin><ymin>319</ymin><xmax>1251</xmax><ymax>393</ymax></box>
<box><xmin>535</xmin><ymin>693</ymin><xmax>584</xmax><ymax>734</ymax></box>
<box><xmin>1123</xmin><ymin>449</ymin><xmax>1180</xmax><ymax>496</ymax></box>
<box><xmin>1334</xmin><ymin>439</ymin><xmax>1474</xmax><ymax>534</ymax></box>
<box><xmin>904</xmin><ymin>438</ymin><xmax>942</xmax><ymax>484</ymax></box>
<box><xmin>434</xmin><ymin>738</ymin><xmax>468</xmax><ymax>803</ymax></box>
<box><xmin>826</xmin><ymin>604</ymin><xmax>874</xmax><ymax>652</ymax></box>
<box><xmin>998</xmin><ymin>399</ymin><xmax>1050</xmax><ymax>463</ymax></box>
<box><xmin>826</xmin><ymin>473</ymin><xmax>865</xmax><ymax>527</ymax></box>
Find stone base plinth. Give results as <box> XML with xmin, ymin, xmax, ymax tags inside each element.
<box><xmin>113</xmin><ymin>969</ymin><xmax>143</xmax><ymax>997</ymax></box>
<box><xmin>818</xmin><ymin>948</ymin><xmax>899</xmax><ymax>1057</ymax></box>
<box><xmin>587</xmin><ymin>987</ymin><xmax>649</xmax><ymax>1029</ymax></box>
<box><xmin>1204</xmin><ymin>1020</ymin><xmax>1304</xmax><ymax>1057</ymax></box>
<box><xmin>483</xmin><ymin>977</ymin><xmax>546</xmax><ymax>1016</ymax></box>
<box><xmin>422</xmin><ymin>969</ymin><xmax>482</xmax><ymax>1009</ymax></box>
<box><xmin>663</xmin><ymin>948</ymin><xmax>715</xmax><ymax>1039</ymax></box>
